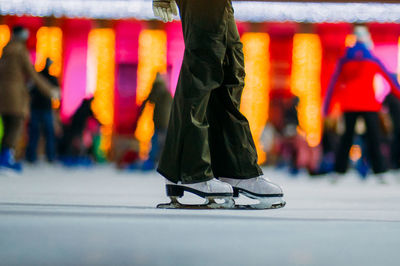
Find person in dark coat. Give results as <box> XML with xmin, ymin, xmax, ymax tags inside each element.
<box><xmin>0</xmin><ymin>26</ymin><xmax>58</xmax><ymax>171</ymax></box>
<box><xmin>152</xmin><ymin>0</ymin><xmax>284</xmax><ymax>204</ymax></box>
<box><xmin>26</xmin><ymin>58</ymin><xmax>59</xmax><ymax>163</ymax></box>
<box><xmin>140</xmin><ymin>73</ymin><xmax>173</xmax><ymax>170</ymax></box>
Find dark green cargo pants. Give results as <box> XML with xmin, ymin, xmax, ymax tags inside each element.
<box><xmin>157</xmin><ymin>0</ymin><xmax>263</xmax><ymax>184</ymax></box>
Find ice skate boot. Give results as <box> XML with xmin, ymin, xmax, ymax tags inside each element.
<box><xmin>0</xmin><ymin>149</ymin><xmax>22</xmax><ymax>175</ymax></box>
<box><xmin>219</xmin><ymin>176</ymin><xmax>285</xmax><ymax>209</ymax></box>
<box><xmin>157</xmin><ymin>178</ymin><xmax>235</xmax><ymax>209</ymax></box>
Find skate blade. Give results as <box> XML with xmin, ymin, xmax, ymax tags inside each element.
<box><xmin>233</xmin><ymin>199</ymin><xmax>286</xmax><ymax>209</ymax></box>
<box><xmin>238</xmin><ymin>191</ymin><xmax>286</xmax><ymax>209</ymax></box>
<box><xmin>157</xmin><ymin>196</ymin><xmax>235</xmax><ymax>209</ymax></box>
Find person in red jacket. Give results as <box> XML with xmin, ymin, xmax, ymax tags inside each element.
<box><xmin>324</xmin><ymin>25</ymin><xmax>400</xmax><ymax>177</ymax></box>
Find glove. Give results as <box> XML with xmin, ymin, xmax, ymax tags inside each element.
<box><xmin>152</xmin><ymin>0</ymin><xmax>178</xmax><ymax>23</ymax></box>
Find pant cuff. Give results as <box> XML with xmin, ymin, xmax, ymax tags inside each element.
<box><xmin>216</xmin><ymin>170</ymin><xmax>263</xmax><ymax>180</ymax></box>
<box><xmin>157</xmin><ymin>168</ymin><xmax>214</xmax><ymax>184</ymax></box>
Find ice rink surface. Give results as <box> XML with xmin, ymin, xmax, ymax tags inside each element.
<box><xmin>0</xmin><ymin>164</ymin><xmax>399</xmax><ymax>266</ymax></box>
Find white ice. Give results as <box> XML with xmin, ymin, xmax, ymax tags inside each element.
<box><xmin>0</xmin><ymin>164</ymin><xmax>399</xmax><ymax>266</ymax></box>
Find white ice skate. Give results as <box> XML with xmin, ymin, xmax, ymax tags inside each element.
<box><xmin>219</xmin><ymin>176</ymin><xmax>286</xmax><ymax>209</ymax></box>
<box><xmin>157</xmin><ymin>178</ymin><xmax>235</xmax><ymax>209</ymax></box>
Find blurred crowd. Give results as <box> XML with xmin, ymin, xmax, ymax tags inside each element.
<box><xmin>0</xmin><ymin>25</ymin><xmax>399</xmax><ymax>181</ymax></box>
<box><xmin>262</xmin><ymin>25</ymin><xmax>400</xmax><ymax>181</ymax></box>
<box><xmin>0</xmin><ymin>26</ymin><xmax>101</xmax><ymax>171</ymax></box>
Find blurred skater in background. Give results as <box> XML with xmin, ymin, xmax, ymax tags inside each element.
<box><xmin>383</xmin><ymin>92</ymin><xmax>400</xmax><ymax>171</ymax></box>
<box><xmin>129</xmin><ymin>73</ymin><xmax>172</xmax><ymax>171</ymax></box>
<box><xmin>58</xmin><ymin>97</ymin><xmax>100</xmax><ymax>166</ymax></box>
<box><xmin>26</xmin><ymin>58</ymin><xmax>59</xmax><ymax>163</ymax></box>
<box><xmin>318</xmin><ymin>118</ymin><xmax>340</xmax><ymax>175</ymax></box>
<box><xmin>0</xmin><ymin>26</ymin><xmax>58</xmax><ymax>172</ymax></box>
<box><xmin>279</xmin><ymin>96</ymin><xmax>321</xmax><ymax>176</ymax></box>
<box><xmin>324</xmin><ymin>25</ymin><xmax>400</xmax><ymax>181</ymax></box>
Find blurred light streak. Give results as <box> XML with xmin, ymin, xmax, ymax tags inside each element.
<box><xmin>135</xmin><ymin>30</ymin><xmax>166</xmax><ymax>158</ymax></box>
<box><xmin>166</xmin><ymin>22</ymin><xmax>184</xmax><ymax>95</ymax></box>
<box><xmin>35</xmin><ymin>26</ymin><xmax>63</xmax><ymax>76</ymax></box>
<box><xmin>136</xmin><ymin>30</ymin><xmax>166</xmax><ymax>105</ymax></box>
<box><xmin>3</xmin><ymin>1</ymin><xmax>400</xmax><ymax>23</ymax></box>
<box><xmin>0</xmin><ymin>25</ymin><xmax>10</xmax><ymax>58</ymax></box>
<box><xmin>61</xmin><ymin>19</ymin><xmax>92</xmax><ymax>120</ymax></box>
<box><xmin>87</xmin><ymin>28</ymin><xmax>116</xmax><ymax>153</ymax></box>
<box><xmin>241</xmin><ymin>33</ymin><xmax>270</xmax><ymax>164</ymax></box>
<box><xmin>135</xmin><ymin>102</ymin><xmax>155</xmax><ymax>159</ymax></box>
<box><xmin>291</xmin><ymin>34</ymin><xmax>322</xmax><ymax>147</ymax></box>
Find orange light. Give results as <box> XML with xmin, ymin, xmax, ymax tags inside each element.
<box><xmin>241</xmin><ymin>33</ymin><xmax>270</xmax><ymax>164</ymax></box>
<box><xmin>291</xmin><ymin>34</ymin><xmax>323</xmax><ymax>148</ymax></box>
<box><xmin>87</xmin><ymin>28</ymin><xmax>116</xmax><ymax>153</ymax></box>
<box><xmin>135</xmin><ymin>30</ymin><xmax>167</xmax><ymax>158</ymax></box>
<box><xmin>35</xmin><ymin>27</ymin><xmax>63</xmax><ymax>77</ymax></box>
<box><xmin>345</xmin><ymin>34</ymin><xmax>357</xmax><ymax>48</ymax></box>
<box><xmin>349</xmin><ymin>144</ymin><xmax>362</xmax><ymax>161</ymax></box>
<box><xmin>52</xmin><ymin>99</ymin><xmax>60</xmax><ymax>109</ymax></box>
<box><xmin>0</xmin><ymin>25</ymin><xmax>10</xmax><ymax>58</ymax></box>
<box><xmin>135</xmin><ymin>103</ymin><xmax>155</xmax><ymax>159</ymax></box>
<box><xmin>136</xmin><ymin>30</ymin><xmax>167</xmax><ymax>105</ymax></box>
